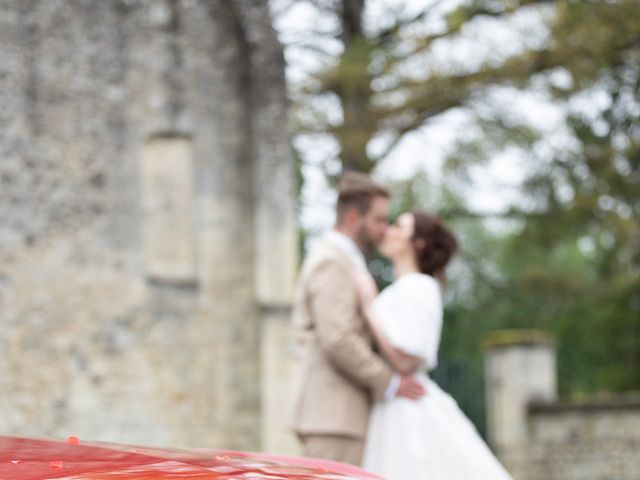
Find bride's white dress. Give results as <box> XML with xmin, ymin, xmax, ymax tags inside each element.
<box><xmin>362</xmin><ymin>273</ymin><xmax>513</xmax><ymax>480</ymax></box>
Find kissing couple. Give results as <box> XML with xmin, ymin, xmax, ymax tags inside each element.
<box><xmin>289</xmin><ymin>171</ymin><xmax>513</xmax><ymax>479</ymax></box>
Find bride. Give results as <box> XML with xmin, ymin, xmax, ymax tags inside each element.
<box><xmin>356</xmin><ymin>211</ymin><xmax>513</xmax><ymax>480</ymax></box>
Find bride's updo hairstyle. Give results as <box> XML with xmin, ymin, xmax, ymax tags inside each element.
<box><xmin>411</xmin><ymin>211</ymin><xmax>458</xmax><ymax>279</ymax></box>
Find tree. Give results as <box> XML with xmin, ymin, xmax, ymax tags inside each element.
<box><xmin>440</xmin><ymin>0</ymin><xmax>640</xmax><ymax>393</ymax></box>
<box><xmin>280</xmin><ymin>0</ymin><xmax>553</xmax><ymax>177</ymax></box>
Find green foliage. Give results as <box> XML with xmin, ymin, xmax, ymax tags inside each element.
<box><xmin>427</xmin><ymin>0</ymin><xmax>640</xmax><ymax>395</ymax></box>
<box><xmin>290</xmin><ymin>1</ymin><xmax>550</xmax><ymax>173</ymax></box>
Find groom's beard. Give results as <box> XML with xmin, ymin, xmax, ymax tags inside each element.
<box><xmin>356</xmin><ymin>226</ymin><xmax>377</xmax><ymax>255</ymax></box>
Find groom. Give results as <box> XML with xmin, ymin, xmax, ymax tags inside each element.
<box><xmin>289</xmin><ymin>171</ymin><xmax>425</xmax><ymax>466</ymax></box>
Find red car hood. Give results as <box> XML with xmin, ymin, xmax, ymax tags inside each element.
<box><xmin>0</xmin><ymin>436</ymin><xmax>382</xmax><ymax>480</ymax></box>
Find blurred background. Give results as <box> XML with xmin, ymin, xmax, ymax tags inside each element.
<box><xmin>277</xmin><ymin>0</ymin><xmax>639</xmax><ymax>443</ymax></box>
<box><xmin>0</xmin><ymin>1</ymin><xmax>638</xmax><ymax>479</ymax></box>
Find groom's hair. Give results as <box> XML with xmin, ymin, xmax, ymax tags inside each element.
<box><xmin>336</xmin><ymin>171</ymin><xmax>390</xmax><ymax>224</ymax></box>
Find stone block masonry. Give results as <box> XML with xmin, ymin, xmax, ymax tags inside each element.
<box><xmin>485</xmin><ymin>331</ymin><xmax>640</xmax><ymax>480</ymax></box>
<box><xmin>0</xmin><ymin>0</ymin><xmax>297</xmax><ymax>453</ymax></box>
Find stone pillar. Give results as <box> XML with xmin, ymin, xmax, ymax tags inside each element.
<box><xmin>226</xmin><ymin>0</ymin><xmax>300</xmax><ymax>454</ymax></box>
<box><xmin>255</xmin><ymin>163</ymin><xmax>298</xmax><ymax>455</ymax></box>
<box><xmin>484</xmin><ymin>330</ymin><xmax>557</xmax><ymax>461</ymax></box>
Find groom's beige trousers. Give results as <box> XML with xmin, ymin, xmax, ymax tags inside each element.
<box><xmin>298</xmin><ymin>434</ymin><xmax>364</xmax><ymax>466</ymax></box>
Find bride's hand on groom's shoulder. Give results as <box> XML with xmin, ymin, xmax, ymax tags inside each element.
<box><xmin>353</xmin><ymin>272</ymin><xmax>378</xmax><ymax>308</ymax></box>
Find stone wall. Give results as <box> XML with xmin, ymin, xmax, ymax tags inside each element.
<box><xmin>520</xmin><ymin>397</ymin><xmax>640</xmax><ymax>480</ymax></box>
<box><xmin>496</xmin><ymin>397</ymin><xmax>640</xmax><ymax>480</ymax></box>
<box><xmin>0</xmin><ymin>0</ymin><xmax>296</xmax><ymax>453</ymax></box>
<box><xmin>485</xmin><ymin>331</ymin><xmax>640</xmax><ymax>480</ymax></box>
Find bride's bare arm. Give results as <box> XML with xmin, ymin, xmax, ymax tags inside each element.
<box><xmin>355</xmin><ymin>274</ymin><xmax>422</xmax><ymax>375</ymax></box>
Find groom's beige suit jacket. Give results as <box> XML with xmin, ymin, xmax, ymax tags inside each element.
<box><xmin>289</xmin><ymin>239</ymin><xmax>393</xmax><ymax>439</ymax></box>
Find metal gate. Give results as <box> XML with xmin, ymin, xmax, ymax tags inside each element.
<box><xmin>430</xmin><ymin>360</ymin><xmax>487</xmax><ymax>439</ymax></box>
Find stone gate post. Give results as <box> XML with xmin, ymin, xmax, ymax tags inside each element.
<box><xmin>484</xmin><ymin>330</ymin><xmax>557</xmax><ymax>468</ymax></box>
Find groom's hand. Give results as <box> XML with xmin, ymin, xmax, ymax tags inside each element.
<box><xmin>396</xmin><ymin>375</ymin><xmax>426</xmax><ymax>400</ymax></box>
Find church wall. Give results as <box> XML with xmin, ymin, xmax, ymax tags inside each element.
<box><xmin>0</xmin><ymin>0</ymin><xmax>296</xmax><ymax>452</ymax></box>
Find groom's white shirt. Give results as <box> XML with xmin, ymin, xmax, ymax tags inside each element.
<box><xmin>325</xmin><ymin>230</ymin><xmax>368</xmax><ymax>274</ymax></box>
<box><xmin>325</xmin><ymin>230</ymin><xmax>400</xmax><ymax>401</ymax></box>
